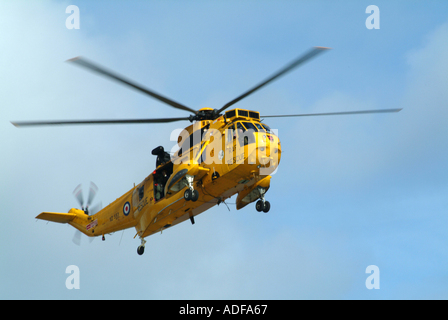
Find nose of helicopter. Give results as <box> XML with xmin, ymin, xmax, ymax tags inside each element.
<box><xmin>249</xmin><ymin>132</ymin><xmax>281</xmax><ymax>175</ymax></box>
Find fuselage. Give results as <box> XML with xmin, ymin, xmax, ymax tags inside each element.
<box><xmin>70</xmin><ymin>108</ymin><xmax>281</xmax><ymax>239</ymax></box>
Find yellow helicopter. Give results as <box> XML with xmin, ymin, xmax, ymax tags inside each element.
<box><xmin>12</xmin><ymin>47</ymin><xmax>401</xmax><ymax>255</ymax></box>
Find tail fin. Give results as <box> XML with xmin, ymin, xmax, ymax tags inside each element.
<box><xmin>36</xmin><ymin>208</ymin><xmax>94</xmax><ymax>236</ymax></box>
<box><xmin>36</xmin><ymin>211</ymin><xmax>77</xmax><ymax>224</ymax></box>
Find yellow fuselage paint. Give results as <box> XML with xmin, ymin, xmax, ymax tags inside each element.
<box><xmin>37</xmin><ymin>108</ymin><xmax>281</xmax><ymax>241</ymax></box>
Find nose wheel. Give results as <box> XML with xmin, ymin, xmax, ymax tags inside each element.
<box><xmin>184</xmin><ymin>188</ymin><xmax>199</xmax><ymax>202</ymax></box>
<box><xmin>184</xmin><ymin>175</ymin><xmax>199</xmax><ymax>202</ymax></box>
<box><xmin>255</xmin><ymin>199</ymin><xmax>270</xmax><ymax>212</ymax></box>
<box><xmin>255</xmin><ymin>187</ymin><xmax>270</xmax><ymax>213</ymax></box>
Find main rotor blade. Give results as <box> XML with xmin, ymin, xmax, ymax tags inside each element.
<box><xmin>262</xmin><ymin>108</ymin><xmax>402</xmax><ymax>118</ymax></box>
<box><xmin>217</xmin><ymin>46</ymin><xmax>331</xmax><ymax>114</ymax></box>
<box><xmin>11</xmin><ymin>117</ymin><xmax>190</xmax><ymax>127</ymax></box>
<box><xmin>67</xmin><ymin>57</ymin><xmax>197</xmax><ymax>114</ymax></box>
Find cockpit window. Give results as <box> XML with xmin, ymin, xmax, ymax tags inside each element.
<box><xmin>242</xmin><ymin>121</ymin><xmax>258</xmax><ymax>132</ymax></box>
<box><xmin>261</xmin><ymin>123</ymin><xmax>271</xmax><ymax>133</ymax></box>
<box><xmin>235</xmin><ymin>121</ymin><xmax>256</xmax><ymax>147</ymax></box>
<box><xmin>254</xmin><ymin>122</ymin><xmax>265</xmax><ymax>132</ymax></box>
<box><xmin>236</xmin><ymin>122</ymin><xmax>246</xmax><ymax>132</ymax></box>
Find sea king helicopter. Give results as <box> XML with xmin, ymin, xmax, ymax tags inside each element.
<box><xmin>12</xmin><ymin>47</ymin><xmax>401</xmax><ymax>255</ymax></box>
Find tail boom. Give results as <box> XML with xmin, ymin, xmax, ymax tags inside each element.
<box><xmin>36</xmin><ymin>208</ymin><xmax>95</xmax><ymax>236</ymax></box>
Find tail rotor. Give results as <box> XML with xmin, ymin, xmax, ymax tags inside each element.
<box><xmin>71</xmin><ymin>182</ymin><xmax>102</xmax><ymax>245</ymax></box>
<box><xmin>73</xmin><ymin>182</ymin><xmax>98</xmax><ymax>215</ymax></box>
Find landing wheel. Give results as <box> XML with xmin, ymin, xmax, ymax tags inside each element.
<box><xmin>137</xmin><ymin>238</ymin><xmax>146</xmax><ymax>255</ymax></box>
<box><xmin>137</xmin><ymin>245</ymin><xmax>145</xmax><ymax>255</ymax></box>
<box><xmin>191</xmin><ymin>189</ymin><xmax>199</xmax><ymax>202</ymax></box>
<box><xmin>262</xmin><ymin>201</ymin><xmax>271</xmax><ymax>213</ymax></box>
<box><xmin>256</xmin><ymin>186</ymin><xmax>270</xmax><ymax>213</ymax></box>
<box><xmin>255</xmin><ymin>200</ymin><xmax>263</xmax><ymax>212</ymax></box>
<box><xmin>184</xmin><ymin>189</ymin><xmax>192</xmax><ymax>201</ymax></box>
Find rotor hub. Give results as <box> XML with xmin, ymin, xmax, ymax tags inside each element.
<box><xmin>189</xmin><ymin>108</ymin><xmax>220</xmax><ymax>122</ymax></box>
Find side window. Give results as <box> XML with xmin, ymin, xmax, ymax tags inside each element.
<box><xmin>179</xmin><ymin>135</ymin><xmax>191</xmax><ymax>157</ymax></box>
<box><xmin>199</xmin><ymin>145</ymin><xmax>207</xmax><ymax>164</ymax></box>
<box><xmin>154</xmin><ymin>178</ymin><xmax>163</xmax><ymax>201</ymax></box>
<box><xmin>138</xmin><ymin>185</ymin><xmax>144</xmax><ymax>201</ymax></box>
<box><xmin>179</xmin><ymin>129</ymin><xmax>206</xmax><ymax>157</ymax></box>
<box><xmin>226</xmin><ymin>124</ymin><xmax>235</xmax><ymax>143</ymax></box>
<box><xmin>132</xmin><ymin>182</ymin><xmax>144</xmax><ymax>208</ymax></box>
<box><xmin>236</xmin><ymin>122</ymin><xmax>249</xmax><ymax>147</ymax></box>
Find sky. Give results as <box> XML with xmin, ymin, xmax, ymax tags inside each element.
<box><xmin>1</xmin><ymin>0</ymin><xmax>448</xmax><ymax>300</ymax></box>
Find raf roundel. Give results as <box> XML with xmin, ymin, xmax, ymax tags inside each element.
<box><xmin>123</xmin><ymin>202</ymin><xmax>130</xmax><ymax>216</ymax></box>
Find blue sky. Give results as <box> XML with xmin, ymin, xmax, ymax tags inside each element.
<box><xmin>1</xmin><ymin>0</ymin><xmax>448</xmax><ymax>299</ymax></box>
